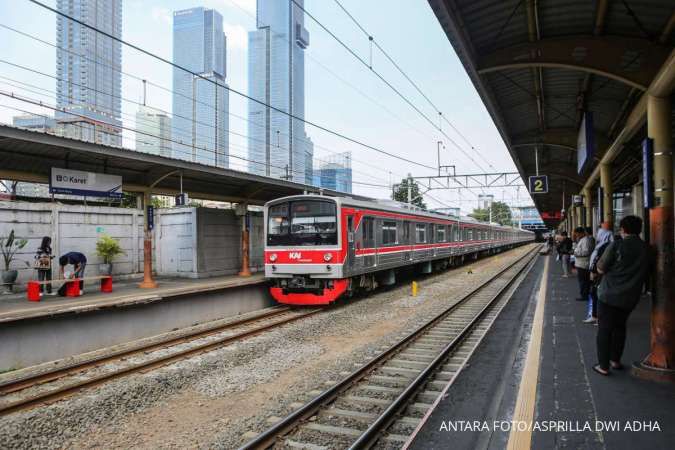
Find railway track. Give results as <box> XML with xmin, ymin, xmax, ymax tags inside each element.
<box><xmin>0</xmin><ymin>306</ymin><xmax>321</xmax><ymax>416</ymax></box>
<box><xmin>240</xmin><ymin>246</ymin><xmax>540</xmax><ymax>450</ymax></box>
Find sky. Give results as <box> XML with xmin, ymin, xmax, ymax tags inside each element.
<box><xmin>0</xmin><ymin>0</ymin><xmax>529</xmax><ymax>214</ymax></box>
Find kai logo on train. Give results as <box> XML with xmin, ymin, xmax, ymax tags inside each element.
<box><xmin>288</xmin><ymin>252</ymin><xmax>302</xmax><ymax>260</ymax></box>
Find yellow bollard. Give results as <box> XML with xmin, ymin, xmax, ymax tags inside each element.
<box><xmin>412</xmin><ymin>281</ymin><xmax>418</xmax><ymax>297</ymax></box>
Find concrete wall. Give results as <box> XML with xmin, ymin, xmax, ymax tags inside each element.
<box><xmin>0</xmin><ymin>283</ymin><xmax>273</xmax><ymax>370</ymax></box>
<box><xmin>0</xmin><ymin>203</ymin><xmax>265</xmax><ymax>288</ymax></box>
<box><xmin>155</xmin><ymin>207</ymin><xmax>264</xmax><ymax>278</ymax></box>
<box><xmin>0</xmin><ymin>202</ymin><xmax>144</xmax><ymax>288</ymax></box>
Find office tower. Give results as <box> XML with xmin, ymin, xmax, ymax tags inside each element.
<box><xmin>314</xmin><ymin>152</ymin><xmax>352</xmax><ymax>193</ymax></box>
<box><xmin>172</xmin><ymin>7</ymin><xmax>229</xmax><ymax>168</ymax></box>
<box><xmin>248</xmin><ymin>0</ymin><xmax>313</xmax><ymax>184</ymax></box>
<box><xmin>135</xmin><ymin>106</ymin><xmax>172</xmax><ymax>157</ymax></box>
<box><xmin>55</xmin><ymin>0</ymin><xmax>122</xmax><ymax>146</ymax></box>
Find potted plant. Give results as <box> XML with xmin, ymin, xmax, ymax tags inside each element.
<box><xmin>96</xmin><ymin>234</ymin><xmax>125</xmax><ymax>276</ymax></box>
<box><xmin>1</xmin><ymin>229</ymin><xmax>28</xmax><ymax>294</ymax></box>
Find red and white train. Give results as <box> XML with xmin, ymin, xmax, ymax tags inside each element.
<box><xmin>264</xmin><ymin>195</ymin><xmax>533</xmax><ymax>305</ymax></box>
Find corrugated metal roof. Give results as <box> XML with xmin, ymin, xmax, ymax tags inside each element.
<box><xmin>429</xmin><ymin>0</ymin><xmax>674</xmax><ymax>226</ymax></box>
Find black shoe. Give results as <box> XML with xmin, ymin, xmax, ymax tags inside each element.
<box><xmin>575</xmin><ymin>297</ymin><xmax>586</xmax><ymax>301</ymax></box>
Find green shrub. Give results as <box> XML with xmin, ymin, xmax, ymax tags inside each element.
<box><xmin>96</xmin><ymin>235</ymin><xmax>125</xmax><ymax>264</ymax></box>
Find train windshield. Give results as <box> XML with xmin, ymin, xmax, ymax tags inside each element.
<box><xmin>267</xmin><ymin>200</ymin><xmax>338</xmax><ymax>246</ymax></box>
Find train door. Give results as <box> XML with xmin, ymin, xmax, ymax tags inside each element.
<box><xmin>362</xmin><ymin>217</ymin><xmax>376</xmax><ymax>269</ymax></box>
<box><xmin>346</xmin><ymin>215</ymin><xmax>355</xmax><ymax>272</ymax></box>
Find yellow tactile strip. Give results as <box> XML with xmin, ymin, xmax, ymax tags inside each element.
<box><xmin>507</xmin><ymin>255</ymin><xmax>549</xmax><ymax>450</ymax></box>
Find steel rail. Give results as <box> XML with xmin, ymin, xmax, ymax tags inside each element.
<box><xmin>350</xmin><ymin>249</ymin><xmax>538</xmax><ymax>449</ymax></box>
<box><xmin>239</xmin><ymin>245</ymin><xmax>539</xmax><ymax>449</ymax></box>
<box><xmin>0</xmin><ymin>307</ymin><xmax>321</xmax><ymax>415</ymax></box>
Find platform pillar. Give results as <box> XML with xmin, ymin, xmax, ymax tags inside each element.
<box><xmin>600</xmin><ymin>163</ymin><xmax>613</xmax><ymax>228</ymax></box>
<box><xmin>635</xmin><ymin>94</ymin><xmax>674</xmax><ymax>381</ymax></box>
<box><xmin>238</xmin><ymin>210</ymin><xmax>252</xmax><ymax>277</ymax></box>
<box><xmin>139</xmin><ymin>190</ymin><xmax>157</xmax><ymax>289</ymax></box>
<box><xmin>583</xmin><ymin>187</ymin><xmax>592</xmax><ymax>229</ymax></box>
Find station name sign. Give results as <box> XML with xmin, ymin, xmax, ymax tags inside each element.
<box><xmin>50</xmin><ymin>168</ymin><xmax>123</xmax><ymax>199</ymax></box>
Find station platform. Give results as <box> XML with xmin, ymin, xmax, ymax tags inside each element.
<box><xmin>0</xmin><ymin>273</ymin><xmax>265</xmax><ymax>324</ymax></box>
<box><xmin>409</xmin><ymin>254</ymin><xmax>675</xmax><ymax>450</ymax></box>
<box><xmin>0</xmin><ymin>273</ymin><xmax>271</xmax><ymax>371</ymax></box>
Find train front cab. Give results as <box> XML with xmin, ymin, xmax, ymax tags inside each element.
<box><xmin>264</xmin><ymin>196</ymin><xmax>348</xmax><ymax>305</ymax></box>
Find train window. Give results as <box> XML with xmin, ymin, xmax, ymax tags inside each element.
<box><xmin>382</xmin><ymin>220</ymin><xmax>398</xmax><ymax>245</ymax></box>
<box><xmin>362</xmin><ymin>217</ymin><xmax>375</xmax><ymax>247</ymax></box>
<box><xmin>436</xmin><ymin>225</ymin><xmax>446</xmax><ymax>242</ymax></box>
<box><xmin>415</xmin><ymin>224</ymin><xmax>427</xmax><ymax>243</ymax></box>
<box><xmin>453</xmin><ymin>225</ymin><xmax>460</xmax><ymax>242</ymax></box>
<box><xmin>402</xmin><ymin>221</ymin><xmax>410</xmax><ymax>243</ymax></box>
<box><xmin>468</xmin><ymin>229</ymin><xmax>473</xmax><ymax>241</ymax></box>
<box><xmin>267</xmin><ymin>200</ymin><xmax>338</xmax><ymax>246</ymax></box>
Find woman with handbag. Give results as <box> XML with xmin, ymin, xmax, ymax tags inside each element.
<box><xmin>34</xmin><ymin>236</ymin><xmax>55</xmax><ymax>296</ymax></box>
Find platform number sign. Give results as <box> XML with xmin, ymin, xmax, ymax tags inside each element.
<box><xmin>528</xmin><ymin>175</ymin><xmax>548</xmax><ymax>194</ymax></box>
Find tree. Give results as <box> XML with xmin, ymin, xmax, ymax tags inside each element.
<box><xmin>392</xmin><ymin>176</ymin><xmax>426</xmax><ymax>209</ymax></box>
<box><xmin>469</xmin><ymin>201</ymin><xmax>512</xmax><ymax>226</ymax></box>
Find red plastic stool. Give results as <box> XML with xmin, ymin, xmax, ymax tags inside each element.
<box><xmin>101</xmin><ymin>276</ymin><xmax>113</xmax><ymax>293</ymax></box>
<box><xmin>27</xmin><ymin>281</ymin><xmax>41</xmax><ymax>302</ymax></box>
<box><xmin>66</xmin><ymin>280</ymin><xmax>81</xmax><ymax>297</ymax></box>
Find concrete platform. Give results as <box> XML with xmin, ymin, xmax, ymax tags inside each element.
<box><xmin>1</xmin><ymin>274</ymin><xmax>272</xmax><ymax>371</ymax></box>
<box><xmin>0</xmin><ymin>273</ymin><xmax>265</xmax><ymax>323</ymax></box>
<box><xmin>409</xmin><ymin>254</ymin><xmax>675</xmax><ymax>450</ymax></box>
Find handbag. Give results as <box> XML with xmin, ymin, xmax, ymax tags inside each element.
<box><xmin>34</xmin><ymin>254</ymin><xmax>52</xmax><ymax>270</ymax></box>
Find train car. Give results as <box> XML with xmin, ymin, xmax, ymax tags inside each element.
<box><xmin>264</xmin><ymin>194</ymin><xmax>533</xmax><ymax>305</ymax></box>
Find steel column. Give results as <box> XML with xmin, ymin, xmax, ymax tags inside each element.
<box><xmin>583</xmin><ymin>187</ymin><xmax>592</xmax><ymax>228</ymax></box>
<box><xmin>600</xmin><ymin>163</ymin><xmax>613</xmax><ymax>227</ymax></box>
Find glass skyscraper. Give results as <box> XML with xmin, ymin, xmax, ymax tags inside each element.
<box><xmin>313</xmin><ymin>152</ymin><xmax>352</xmax><ymax>194</ymax></box>
<box><xmin>55</xmin><ymin>0</ymin><xmax>123</xmax><ymax>146</ymax></box>
<box><xmin>135</xmin><ymin>106</ymin><xmax>172</xmax><ymax>157</ymax></box>
<box><xmin>248</xmin><ymin>0</ymin><xmax>313</xmax><ymax>184</ymax></box>
<box><xmin>172</xmin><ymin>7</ymin><xmax>229</xmax><ymax>168</ymax></box>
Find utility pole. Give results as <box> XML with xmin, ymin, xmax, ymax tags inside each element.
<box><xmin>407</xmin><ymin>173</ymin><xmax>412</xmax><ymax>204</ymax></box>
<box><xmin>437</xmin><ymin>141</ymin><xmax>443</xmax><ymax>176</ymax></box>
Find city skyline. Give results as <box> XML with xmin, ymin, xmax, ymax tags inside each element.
<box><xmin>0</xmin><ymin>0</ymin><xmax>522</xmax><ymax>213</ymax></box>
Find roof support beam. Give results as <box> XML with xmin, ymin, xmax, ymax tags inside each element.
<box><xmin>477</xmin><ymin>36</ymin><xmax>671</xmax><ymax>90</ymax></box>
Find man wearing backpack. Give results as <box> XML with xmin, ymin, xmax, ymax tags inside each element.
<box><xmin>557</xmin><ymin>231</ymin><xmax>573</xmax><ymax>277</ymax></box>
<box><xmin>592</xmin><ymin>216</ymin><xmax>650</xmax><ymax>376</ymax></box>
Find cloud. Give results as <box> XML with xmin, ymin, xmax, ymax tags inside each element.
<box><xmin>224</xmin><ymin>23</ymin><xmax>248</xmax><ymax>50</ymax></box>
<box><xmin>151</xmin><ymin>7</ymin><xmax>172</xmax><ymax>25</ymax></box>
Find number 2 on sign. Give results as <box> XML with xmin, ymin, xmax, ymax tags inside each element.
<box><xmin>534</xmin><ymin>179</ymin><xmax>544</xmax><ymax>191</ymax></box>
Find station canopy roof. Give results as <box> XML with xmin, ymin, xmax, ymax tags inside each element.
<box><xmin>429</xmin><ymin>0</ymin><xmax>675</xmax><ymax>226</ymax></box>
<box><xmin>0</xmin><ymin>125</ymin><xmax>370</xmax><ymax>205</ymax></box>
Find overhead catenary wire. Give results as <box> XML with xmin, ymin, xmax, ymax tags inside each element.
<box><xmin>25</xmin><ymin>0</ymin><xmax>438</xmax><ymax>173</ymax></box>
<box><xmin>0</xmin><ymin>22</ymin><xmax>401</xmax><ymax>184</ymax></box>
<box><xmin>296</xmin><ymin>0</ymin><xmax>495</xmax><ymax>173</ymax></box>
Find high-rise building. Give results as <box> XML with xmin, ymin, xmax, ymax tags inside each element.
<box><xmin>248</xmin><ymin>0</ymin><xmax>313</xmax><ymax>184</ymax></box>
<box><xmin>55</xmin><ymin>0</ymin><xmax>122</xmax><ymax>146</ymax></box>
<box><xmin>135</xmin><ymin>106</ymin><xmax>172</xmax><ymax>157</ymax></box>
<box><xmin>313</xmin><ymin>152</ymin><xmax>352</xmax><ymax>194</ymax></box>
<box><xmin>172</xmin><ymin>7</ymin><xmax>229</xmax><ymax>168</ymax></box>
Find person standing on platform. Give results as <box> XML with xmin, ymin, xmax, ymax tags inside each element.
<box><xmin>593</xmin><ymin>216</ymin><xmax>649</xmax><ymax>376</ymax></box>
<box><xmin>585</xmin><ymin>226</ymin><xmax>596</xmax><ymax>249</ymax></box>
<box><xmin>557</xmin><ymin>231</ymin><xmax>573</xmax><ymax>277</ymax></box>
<box><xmin>34</xmin><ymin>236</ymin><xmax>55</xmax><ymax>296</ymax></box>
<box><xmin>585</xmin><ymin>226</ymin><xmax>613</xmax><ymax>323</ymax></box>
<box><xmin>59</xmin><ymin>251</ymin><xmax>87</xmax><ymax>295</ymax></box>
<box><xmin>573</xmin><ymin>227</ymin><xmax>594</xmax><ymax>302</ymax></box>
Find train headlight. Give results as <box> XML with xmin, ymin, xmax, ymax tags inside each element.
<box><xmin>323</xmin><ymin>253</ymin><xmax>333</xmax><ymax>262</ymax></box>
<box><xmin>269</xmin><ymin>253</ymin><xmax>277</xmax><ymax>262</ymax></box>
